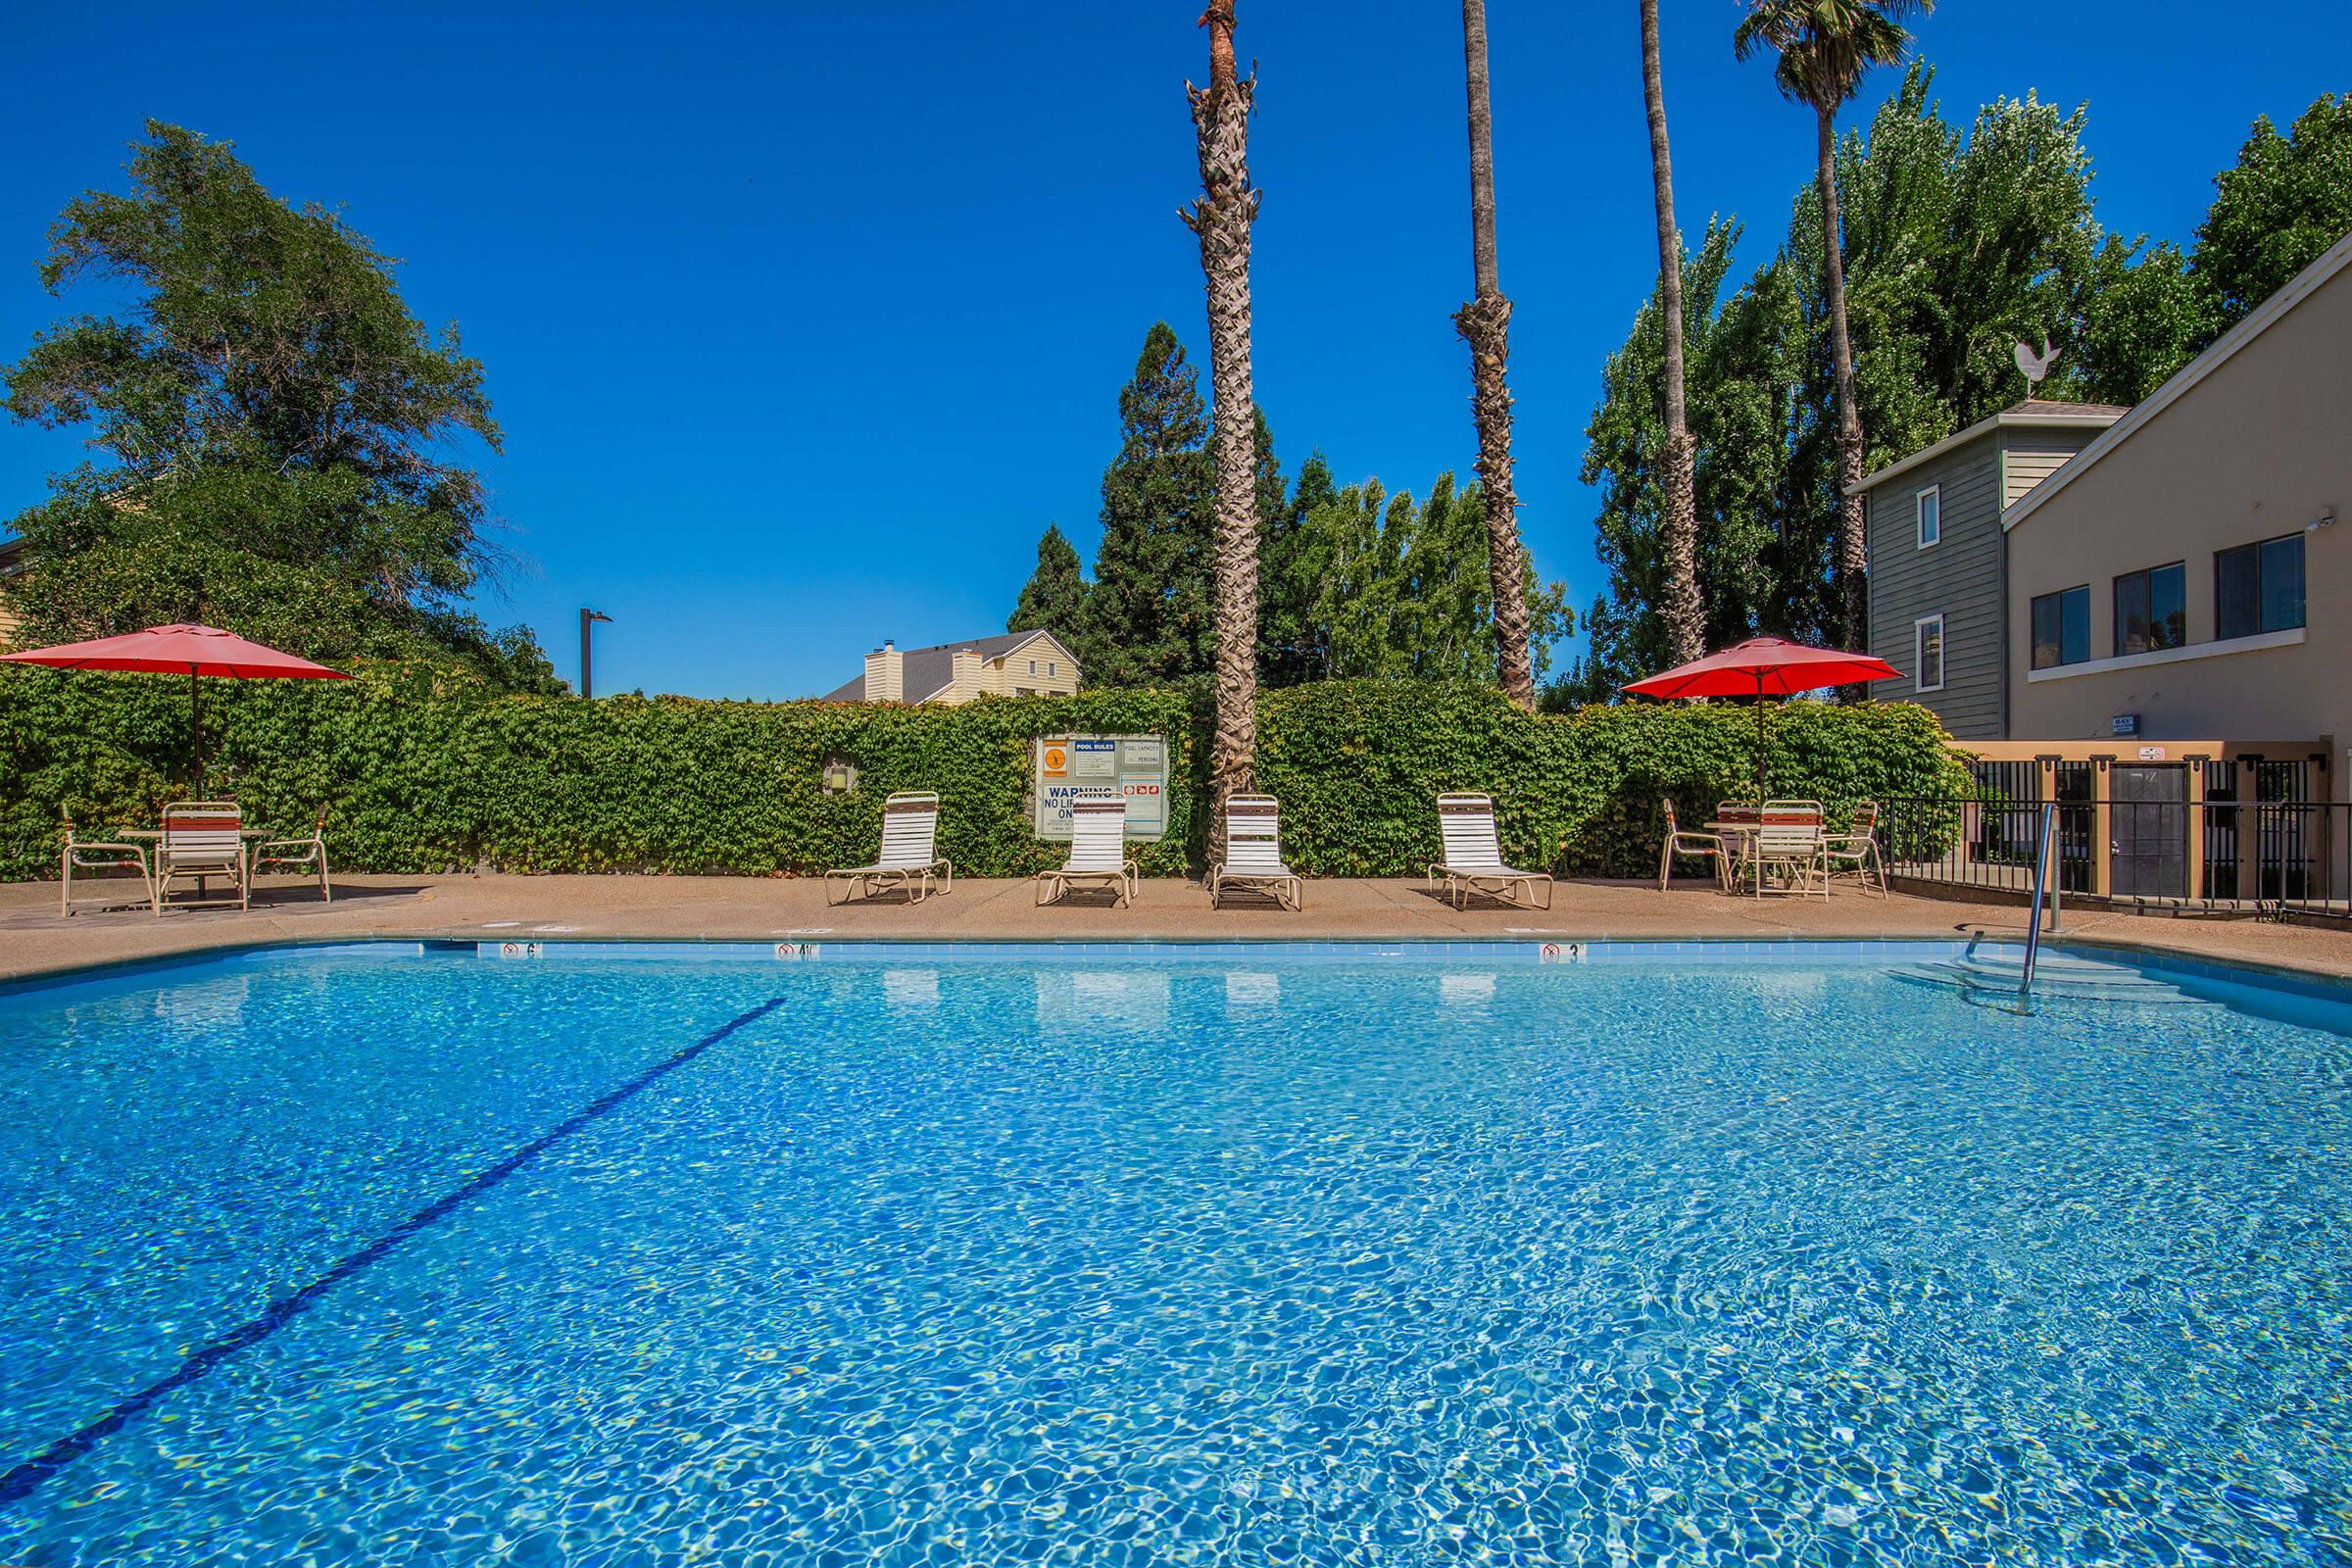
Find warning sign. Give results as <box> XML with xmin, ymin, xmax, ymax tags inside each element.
<box><xmin>1033</xmin><ymin>734</ymin><xmax>1169</xmax><ymax>842</ymax></box>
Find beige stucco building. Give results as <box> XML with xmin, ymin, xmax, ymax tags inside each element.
<box><xmin>2003</xmin><ymin>232</ymin><xmax>2350</xmax><ymax>757</ymax></box>
<box><xmin>821</xmin><ymin>630</ymin><xmax>1080</xmax><ymax>706</ymax></box>
<box><xmin>1850</xmin><ymin>231</ymin><xmax>2350</xmax><ymax>904</ymax></box>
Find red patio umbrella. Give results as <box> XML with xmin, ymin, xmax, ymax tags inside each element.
<box><xmin>0</xmin><ymin>623</ymin><xmax>349</xmax><ymax>785</ymax></box>
<box><xmin>1621</xmin><ymin>636</ymin><xmax>1902</xmax><ymax>801</ymax></box>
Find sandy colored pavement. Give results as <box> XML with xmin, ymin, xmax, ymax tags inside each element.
<box><xmin>7</xmin><ymin>870</ymin><xmax>2352</xmax><ymax>986</ymax></box>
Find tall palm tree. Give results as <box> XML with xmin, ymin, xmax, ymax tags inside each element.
<box><xmin>1642</xmin><ymin>0</ymin><xmax>1703</xmax><ymax>666</ymax></box>
<box><xmin>1183</xmin><ymin>0</ymin><xmax>1263</xmax><ymax>820</ymax></box>
<box><xmin>1734</xmin><ymin>0</ymin><xmax>1931</xmax><ymax>653</ymax></box>
<box><xmin>1455</xmin><ymin>0</ymin><xmax>1537</xmax><ymax>710</ymax></box>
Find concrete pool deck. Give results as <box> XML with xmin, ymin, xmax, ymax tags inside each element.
<box><xmin>9</xmin><ymin>871</ymin><xmax>2352</xmax><ymax>986</ymax></box>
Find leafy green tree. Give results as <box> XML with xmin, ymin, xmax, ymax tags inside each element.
<box><xmin>1571</xmin><ymin>223</ymin><xmax>1801</xmax><ymax>699</ymax></box>
<box><xmin>2191</xmin><ymin>93</ymin><xmax>2352</xmax><ymax>334</ymax></box>
<box><xmin>1566</xmin><ymin>68</ymin><xmax>2210</xmax><ymax>701</ymax></box>
<box><xmin>1042</xmin><ymin>321</ymin><xmax>1573</xmax><ymax>694</ymax></box>
<box><xmin>1081</xmin><ymin>323</ymin><xmax>1216</xmax><ymax>686</ymax></box>
<box><xmin>1250</xmin><ymin>411</ymin><xmax>1320</xmax><ymax>685</ymax></box>
<box><xmin>1735</xmin><ymin>0</ymin><xmax>1932</xmax><ymax>652</ymax></box>
<box><xmin>2070</xmin><ymin>237</ymin><xmax>2205</xmax><ymax>404</ymax></box>
<box><xmin>1008</xmin><ymin>523</ymin><xmax>1089</xmax><ymax>656</ymax></box>
<box><xmin>1301</xmin><ymin>470</ymin><xmax>1568</xmax><ymax>683</ymax></box>
<box><xmin>2</xmin><ymin>122</ymin><xmax>555</xmax><ymax>689</ymax></box>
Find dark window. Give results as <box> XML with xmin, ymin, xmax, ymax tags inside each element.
<box><xmin>2113</xmin><ymin>563</ymin><xmax>2186</xmax><ymax>657</ymax></box>
<box><xmin>2217</xmin><ymin>533</ymin><xmax>2306</xmax><ymax>639</ymax></box>
<box><xmin>1914</xmin><ymin>615</ymin><xmax>1944</xmax><ymax>692</ymax></box>
<box><xmin>2032</xmin><ymin>585</ymin><xmax>2090</xmax><ymax>669</ymax></box>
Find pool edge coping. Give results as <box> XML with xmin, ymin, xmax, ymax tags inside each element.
<box><xmin>9</xmin><ymin>928</ymin><xmax>2352</xmax><ymax>1003</ymax></box>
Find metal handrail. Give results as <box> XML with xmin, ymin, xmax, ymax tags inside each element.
<box><xmin>2020</xmin><ymin>801</ymin><xmax>2056</xmax><ymax>996</ymax></box>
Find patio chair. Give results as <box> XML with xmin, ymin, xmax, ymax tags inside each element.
<box><xmin>1209</xmin><ymin>794</ymin><xmax>1301</xmax><ymax>910</ymax></box>
<box><xmin>1712</xmin><ymin>801</ymin><xmax>1762</xmax><ymax>885</ymax></box>
<box><xmin>826</xmin><ymin>792</ymin><xmax>953</xmax><ymax>906</ymax></box>
<box><xmin>1428</xmin><ymin>792</ymin><xmax>1553</xmax><ymax>910</ymax></box>
<box><xmin>1748</xmin><ymin>808</ymin><xmax>1829</xmax><ymax>899</ymax></box>
<box><xmin>1822</xmin><ymin>800</ymin><xmax>1886</xmax><ymax>897</ymax></box>
<box><xmin>1036</xmin><ymin>793</ymin><xmax>1137</xmax><ymax>907</ymax></box>
<box><xmin>152</xmin><ymin>800</ymin><xmax>251</xmax><ymax>914</ymax></box>
<box><xmin>1657</xmin><ymin>798</ymin><xmax>1731</xmax><ymax>892</ymax></box>
<box><xmin>254</xmin><ymin>807</ymin><xmax>333</xmax><ymax>904</ymax></box>
<box><xmin>59</xmin><ymin>809</ymin><xmax>151</xmax><ymax>917</ymax></box>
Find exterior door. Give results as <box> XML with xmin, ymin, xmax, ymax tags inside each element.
<box><xmin>2109</xmin><ymin>765</ymin><xmax>2187</xmax><ymax>899</ymax></box>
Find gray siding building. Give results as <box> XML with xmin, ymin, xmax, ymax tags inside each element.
<box><xmin>1858</xmin><ymin>401</ymin><xmax>2123</xmax><ymax>738</ymax></box>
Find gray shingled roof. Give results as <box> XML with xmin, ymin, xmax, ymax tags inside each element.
<box><xmin>819</xmin><ymin>629</ymin><xmax>1056</xmax><ymax>703</ymax></box>
<box><xmin>2007</xmin><ymin>398</ymin><xmax>2132</xmax><ymax>418</ymax></box>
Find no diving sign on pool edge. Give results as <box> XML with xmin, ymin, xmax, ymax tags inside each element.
<box><xmin>1033</xmin><ymin>734</ymin><xmax>1167</xmax><ymax>841</ymax></box>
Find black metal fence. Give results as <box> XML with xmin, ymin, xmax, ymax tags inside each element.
<box><xmin>1875</xmin><ymin>793</ymin><xmax>2350</xmax><ymax>919</ymax></box>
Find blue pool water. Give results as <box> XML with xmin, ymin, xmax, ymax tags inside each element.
<box><xmin>1</xmin><ymin>943</ymin><xmax>2348</xmax><ymax>1564</ymax></box>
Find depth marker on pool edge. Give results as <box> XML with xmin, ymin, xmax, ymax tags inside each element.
<box><xmin>0</xmin><ymin>993</ymin><xmax>792</xmax><ymax>1507</ymax></box>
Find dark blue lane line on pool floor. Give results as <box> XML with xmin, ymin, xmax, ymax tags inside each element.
<box><xmin>0</xmin><ymin>992</ymin><xmax>790</xmax><ymax>1508</ymax></box>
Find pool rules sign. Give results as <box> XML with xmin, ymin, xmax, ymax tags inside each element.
<box><xmin>1033</xmin><ymin>734</ymin><xmax>1168</xmax><ymax>841</ymax></box>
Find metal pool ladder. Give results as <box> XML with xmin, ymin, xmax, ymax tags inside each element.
<box><xmin>2020</xmin><ymin>801</ymin><xmax>2061</xmax><ymax>996</ymax></box>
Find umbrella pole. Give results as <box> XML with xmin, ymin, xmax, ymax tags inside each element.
<box><xmin>1755</xmin><ymin>673</ymin><xmax>1766</xmax><ymax>803</ymax></box>
<box><xmin>189</xmin><ymin>667</ymin><xmax>203</xmax><ymax>794</ymax></box>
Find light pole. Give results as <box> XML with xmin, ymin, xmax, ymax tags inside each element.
<box><xmin>579</xmin><ymin>608</ymin><xmax>612</xmax><ymax>699</ymax></box>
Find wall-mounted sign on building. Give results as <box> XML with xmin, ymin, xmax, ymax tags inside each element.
<box><xmin>1033</xmin><ymin>733</ymin><xmax>1168</xmax><ymax>841</ymax></box>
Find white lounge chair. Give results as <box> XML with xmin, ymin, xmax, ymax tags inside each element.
<box><xmin>1209</xmin><ymin>794</ymin><xmax>1301</xmax><ymax>910</ymax></box>
<box><xmin>60</xmin><ymin>810</ymin><xmax>150</xmax><ymax>916</ymax></box>
<box><xmin>826</xmin><ymin>792</ymin><xmax>953</xmax><ymax>905</ymax></box>
<box><xmin>153</xmin><ymin>800</ymin><xmax>251</xmax><ymax>913</ymax></box>
<box><xmin>254</xmin><ymin>807</ymin><xmax>332</xmax><ymax>903</ymax></box>
<box><xmin>1428</xmin><ymin>792</ymin><xmax>1553</xmax><ymax>910</ymax></box>
<box><xmin>1036</xmin><ymin>792</ymin><xmax>1137</xmax><ymax>907</ymax></box>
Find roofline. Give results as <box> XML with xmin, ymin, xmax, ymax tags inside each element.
<box><xmin>1846</xmin><ymin>408</ymin><xmax>2125</xmax><ymax>497</ymax></box>
<box><xmin>868</xmin><ymin>627</ymin><xmax>1070</xmax><ymax>662</ymax></box>
<box><xmin>2001</xmin><ymin>226</ymin><xmax>2352</xmax><ymax>534</ymax></box>
<box><xmin>836</xmin><ymin>627</ymin><xmax>1080</xmax><ymax>704</ymax></box>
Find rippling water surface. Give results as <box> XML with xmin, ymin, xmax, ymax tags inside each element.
<box><xmin>1</xmin><ymin>946</ymin><xmax>2348</xmax><ymax>1565</ymax></box>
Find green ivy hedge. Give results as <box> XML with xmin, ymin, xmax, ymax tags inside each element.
<box><xmin>0</xmin><ymin>664</ymin><xmax>1968</xmax><ymax>881</ymax></box>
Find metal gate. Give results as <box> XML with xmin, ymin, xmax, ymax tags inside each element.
<box><xmin>2109</xmin><ymin>764</ymin><xmax>2187</xmax><ymax>898</ymax></box>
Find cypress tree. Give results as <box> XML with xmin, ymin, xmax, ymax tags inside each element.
<box><xmin>1008</xmin><ymin>524</ymin><xmax>1090</xmax><ymax>665</ymax></box>
<box><xmin>1082</xmin><ymin>323</ymin><xmax>1214</xmax><ymax>686</ymax></box>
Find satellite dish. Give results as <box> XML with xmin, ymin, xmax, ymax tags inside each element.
<box><xmin>2014</xmin><ymin>335</ymin><xmax>2058</xmax><ymax>389</ymax></box>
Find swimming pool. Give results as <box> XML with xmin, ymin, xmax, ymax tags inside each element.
<box><xmin>2</xmin><ymin>940</ymin><xmax>2347</xmax><ymax>1563</ymax></box>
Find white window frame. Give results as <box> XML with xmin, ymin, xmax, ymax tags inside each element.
<box><xmin>1913</xmin><ymin>613</ymin><xmax>1945</xmax><ymax>693</ymax></box>
<box><xmin>1915</xmin><ymin>484</ymin><xmax>1940</xmax><ymax>549</ymax></box>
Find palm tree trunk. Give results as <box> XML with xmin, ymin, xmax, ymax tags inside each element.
<box><xmin>1454</xmin><ymin>0</ymin><xmax>1537</xmax><ymax>710</ymax></box>
<box><xmin>1184</xmin><ymin>0</ymin><xmax>1262</xmax><ymax>830</ymax></box>
<box><xmin>1642</xmin><ymin>0</ymin><xmax>1702</xmax><ymax>666</ymax></box>
<box><xmin>1814</xmin><ymin>103</ymin><xmax>1868</xmax><ymax>654</ymax></box>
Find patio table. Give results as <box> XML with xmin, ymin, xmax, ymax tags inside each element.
<box><xmin>1707</xmin><ymin>818</ymin><xmax>1826</xmax><ymax>895</ymax></box>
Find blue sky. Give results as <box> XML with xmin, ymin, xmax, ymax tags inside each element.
<box><xmin>3</xmin><ymin>2</ymin><xmax>2343</xmax><ymax>699</ymax></box>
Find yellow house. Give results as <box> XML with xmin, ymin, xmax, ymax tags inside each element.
<box><xmin>0</xmin><ymin>536</ymin><xmax>23</xmax><ymax>651</ymax></box>
<box><xmin>822</xmin><ymin>629</ymin><xmax>1081</xmax><ymax>705</ymax></box>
